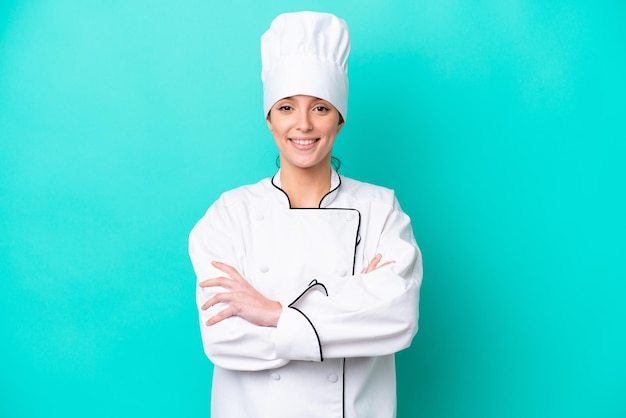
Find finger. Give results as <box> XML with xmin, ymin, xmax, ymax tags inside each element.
<box><xmin>211</xmin><ymin>261</ymin><xmax>244</xmax><ymax>281</ymax></box>
<box><xmin>199</xmin><ymin>277</ymin><xmax>233</xmax><ymax>289</ymax></box>
<box><xmin>201</xmin><ymin>292</ymin><xmax>233</xmax><ymax>310</ymax></box>
<box><xmin>366</xmin><ymin>254</ymin><xmax>382</xmax><ymax>272</ymax></box>
<box><xmin>376</xmin><ymin>260</ymin><xmax>396</xmax><ymax>269</ymax></box>
<box><xmin>205</xmin><ymin>308</ymin><xmax>234</xmax><ymax>326</ymax></box>
<box><xmin>363</xmin><ymin>254</ymin><xmax>382</xmax><ymax>273</ymax></box>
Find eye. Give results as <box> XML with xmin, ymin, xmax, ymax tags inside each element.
<box><xmin>314</xmin><ymin>105</ymin><xmax>330</xmax><ymax>113</ymax></box>
<box><xmin>277</xmin><ymin>105</ymin><xmax>293</xmax><ymax>111</ymax></box>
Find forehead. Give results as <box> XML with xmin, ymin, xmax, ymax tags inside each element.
<box><xmin>277</xmin><ymin>95</ymin><xmax>328</xmax><ymax>103</ymax></box>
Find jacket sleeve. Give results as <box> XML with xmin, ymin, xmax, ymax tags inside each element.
<box><xmin>274</xmin><ymin>196</ymin><xmax>422</xmax><ymax>361</ymax></box>
<box><xmin>189</xmin><ymin>197</ymin><xmax>299</xmax><ymax>371</ymax></box>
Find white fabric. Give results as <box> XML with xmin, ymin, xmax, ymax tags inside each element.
<box><xmin>189</xmin><ymin>170</ymin><xmax>422</xmax><ymax>418</ymax></box>
<box><xmin>261</xmin><ymin>12</ymin><xmax>350</xmax><ymax>119</ymax></box>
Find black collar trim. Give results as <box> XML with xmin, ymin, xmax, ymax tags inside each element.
<box><xmin>270</xmin><ymin>172</ymin><xmax>342</xmax><ymax>209</ymax></box>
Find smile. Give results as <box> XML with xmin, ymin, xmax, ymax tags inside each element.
<box><xmin>290</xmin><ymin>138</ymin><xmax>319</xmax><ymax>145</ymax></box>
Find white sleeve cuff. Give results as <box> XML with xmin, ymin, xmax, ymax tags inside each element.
<box><xmin>275</xmin><ymin>305</ymin><xmax>323</xmax><ymax>362</ymax></box>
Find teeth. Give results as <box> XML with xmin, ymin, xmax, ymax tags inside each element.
<box><xmin>292</xmin><ymin>138</ymin><xmax>317</xmax><ymax>145</ymax></box>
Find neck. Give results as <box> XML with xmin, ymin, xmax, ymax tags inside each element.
<box><xmin>279</xmin><ymin>164</ymin><xmax>332</xmax><ymax>208</ymax></box>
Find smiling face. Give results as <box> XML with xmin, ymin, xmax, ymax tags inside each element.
<box><xmin>266</xmin><ymin>95</ymin><xmax>344</xmax><ymax>173</ymax></box>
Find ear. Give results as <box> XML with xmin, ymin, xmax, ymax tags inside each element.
<box><xmin>266</xmin><ymin>114</ymin><xmax>273</xmax><ymax>132</ymax></box>
<box><xmin>336</xmin><ymin>116</ymin><xmax>345</xmax><ymax>134</ymax></box>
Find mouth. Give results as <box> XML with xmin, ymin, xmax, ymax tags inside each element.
<box><xmin>289</xmin><ymin>137</ymin><xmax>320</xmax><ymax>150</ymax></box>
<box><xmin>290</xmin><ymin>138</ymin><xmax>319</xmax><ymax>146</ymax></box>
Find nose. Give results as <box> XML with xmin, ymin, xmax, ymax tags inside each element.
<box><xmin>296</xmin><ymin>109</ymin><xmax>312</xmax><ymax>132</ymax></box>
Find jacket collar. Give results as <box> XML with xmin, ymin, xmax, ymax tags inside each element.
<box><xmin>270</xmin><ymin>169</ymin><xmax>341</xmax><ymax>208</ymax></box>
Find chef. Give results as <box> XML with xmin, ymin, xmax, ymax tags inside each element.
<box><xmin>189</xmin><ymin>11</ymin><xmax>422</xmax><ymax>418</ymax></box>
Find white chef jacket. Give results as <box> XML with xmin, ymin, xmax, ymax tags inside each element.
<box><xmin>189</xmin><ymin>169</ymin><xmax>422</xmax><ymax>418</ymax></box>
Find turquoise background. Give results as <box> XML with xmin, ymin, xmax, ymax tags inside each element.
<box><xmin>1</xmin><ymin>1</ymin><xmax>624</xmax><ymax>417</ymax></box>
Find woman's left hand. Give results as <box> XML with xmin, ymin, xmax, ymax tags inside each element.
<box><xmin>199</xmin><ymin>261</ymin><xmax>282</xmax><ymax>327</ymax></box>
<box><xmin>362</xmin><ymin>253</ymin><xmax>395</xmax><ymax>274</ymax></box>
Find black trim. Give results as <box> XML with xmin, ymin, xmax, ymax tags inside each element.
<box><xmin>352</xmin><ymin>213</ymin><xmax>362</xmax><ymax>275</ymax></box>
<box><xmin>290</xmin><ymin>280</ymin><xmax>329</xmax><ymax>306</ymax></box>
<box><xmin>342</xmin><ymin>358</ymin><xmax>346</xmax><ymax>417</ymax></box>
<box><xmin>319</xmin><ymin>175</ymin><xmax>342</xmax><ymax>208</ymax></box>
<box><xmin>270</xmin><ymin>171</ymin><xmax>342</xmax><ymax>209</ymax></box>
<box><xmin>288</xmin><ymin>306</ymin><xmax>324</xmax><ymax>362</ymax></box>
<box><xmin>288</xmin><ymin>280</ymin><xmax>328</xmax><ymax>362</ymax></box>
<box><xmin>270</xmin><ymin>171</ymin><xmax>359</xmax><ymax>417</ymax></box>
<box><xmin>270</xmin><ymin>175</ymin><xmax>292</xmax><ymax>207</ymax></box>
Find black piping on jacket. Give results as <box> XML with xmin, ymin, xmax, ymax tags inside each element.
<box><xmin>271</xmin><ymin>170</ymin><xmax>342</xmax><ymax>209</ymax></box>
<box><xmin>271</xmin><ymin>172</ymin><xmax>361</xmax><ymax>418</ymax></box>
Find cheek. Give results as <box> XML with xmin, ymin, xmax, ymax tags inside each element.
<box><xmin>326</xmin><ymin>123</ymin><xmax>342</xmax><ymax>137</ymax></box>
<box><xmin>268</xmin><ymin>119</ymin><xmax>288</xmax><ymax>136</ymax></box>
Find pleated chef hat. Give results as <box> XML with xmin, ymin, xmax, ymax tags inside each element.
<box><xmin>261</xmin><ymin>11</ymin><xmax>350</xmax><ymax>120</ymax></box>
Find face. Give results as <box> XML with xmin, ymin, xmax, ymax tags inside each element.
<box><xmin>266</xmin><ymin>95</ymin><xmax>343</xmax><ymax>172</ymax></box>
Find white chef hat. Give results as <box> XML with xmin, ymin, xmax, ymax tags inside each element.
<box><xmin>261</xmin><ymin>11</ymin><xmax>350</xmax><ymax>120</ymax></box>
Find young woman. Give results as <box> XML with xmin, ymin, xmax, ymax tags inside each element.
<box><xmin>189</xmin><ymin>11</ymin><xmax>422</xmax><ymax>418</ymax></box>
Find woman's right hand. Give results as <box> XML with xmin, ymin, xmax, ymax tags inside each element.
<box><xmin>199</xmin><ymin>261</ymin><xmax>282</xmax><ymax>327</ymax></box>
<box><xmin>362</xmin><ymin>253</ymin><xmax>395</xmax><ymax>274</ymax></box>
